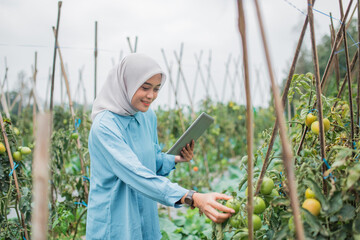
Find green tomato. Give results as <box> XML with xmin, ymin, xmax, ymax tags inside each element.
<box><xmin>253</xmin><ymin>197</ymin><xmax>266</xmax><ymax>214</ymax></box>
<box><xmin>246</xmin><ymin>214</ymin><xmax>262</xmax><ymax>231</ymax></box>
<box><xmin>71</xmin><ymin>132</ymin><xmax>79</xmax><ymax>140</ymax></box>
<box><xmin>225</xmin><ymin>198</ymin><xmax>241</xmax><ymax>214</ymax></box>
<box><xmin>229</xmin><ymin>214</ymin><xmax>242</xmax><ymax>229</ymax></box>
<box><xmin>20</xmin><ymin>147</ymin><xmax>32</xmax><ymax>155</ymax></box>
<box><xmin>13</xmin><ymin>151</ymin><xmax>22</xmax><ymax>161</ymax></box>
<box><xmin>13</xmin><ymin>127</ymin><xmax>20</xmax><ymax>136</ymax></box>
<box><xmin>260</xmin><ymin>177</ymin><xmax>274</xmax><ymax>195</ymax></box>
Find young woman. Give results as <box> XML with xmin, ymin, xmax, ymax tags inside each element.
<box><xmin>86</xmin><ymin>53</ymin><xmax>234</xmax><ymax>239</ymax></box>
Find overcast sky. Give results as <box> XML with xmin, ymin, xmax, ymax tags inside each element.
<box><xmin>0</xmin><ymin>0</ymin><xmax>355</xmax><ymax>110</ymax></box>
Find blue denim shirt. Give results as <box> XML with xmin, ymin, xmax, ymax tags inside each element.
<box><xmin>86</xmin><ymin>109</ymin><xmax>188</xmax><ymax>239</ymax></box>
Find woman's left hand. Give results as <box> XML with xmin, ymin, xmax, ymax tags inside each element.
<box><xmin>175</xmin><ymin>140</ymin><xmax>195</xmax><ymax>163</ymax></box>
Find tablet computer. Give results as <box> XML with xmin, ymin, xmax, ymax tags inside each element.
<box><xmin>167</xmin><ymin>112</ymin><xmax>214</xmax><ymax>155</ymax></box>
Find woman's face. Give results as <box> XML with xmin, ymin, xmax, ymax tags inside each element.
<box><xmin>131</xmin><ymin>74</ymin><xmax>162</xmax><ymax>112</ymax></box>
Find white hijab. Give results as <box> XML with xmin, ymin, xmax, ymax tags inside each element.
<box><xmin>91</xmin><ymin>53</ymin><xmax>166</xmax><ymax>120</ymax></box>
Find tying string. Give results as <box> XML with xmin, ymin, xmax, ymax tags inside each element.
<box><xmin>74</xmin><ymin>118</ymin><xmax>81</xmax><ymax>132</ymax></box>
<box><xmin>322</xmin><ymin>158</ymin><xmax>336</xmax><ymax>181</ymax></box>
<box><xmin>74</xmin><ymin>201</ymin><xmax>88</xmax><ymax>207</ymax></box>
<box><xmin>82</xmin><ymin>176</ymin><xmax>90</xmax><ymax>182</ymax></box>
<box><xmin>308</xmin><ymin>108</ymin><xmax>318</xmax><ymax>113</ymax></box>
<box><xmin>283</xmin><ymin>0</ymin><xmax>358</xmax><ymax>53</ymax></box>
<box><xmin>9</xmin><ymin>163</ymin><xmax>19</xmax><ymax>176</ymax></box>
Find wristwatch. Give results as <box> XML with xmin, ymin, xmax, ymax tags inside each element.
<box><xmin>184</xmin><ymin>190</ymin><xmax>196</xmax><ymax>207</ymax></box>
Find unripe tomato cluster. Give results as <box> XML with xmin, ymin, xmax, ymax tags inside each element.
<box><xmin>305</xmin><ymin>113</ymin><xmax>331</xmax><ymax>135</ymax></box>
<box><xmin>225</xmin><ymin>176</ymin><xmax>277</xmax><ymax>232</ymax></box>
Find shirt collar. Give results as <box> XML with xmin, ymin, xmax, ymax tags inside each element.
<box><xmin>120</xmin><ymin>112</ymin><xmax>141</xmax><ymax>129</ymax></box>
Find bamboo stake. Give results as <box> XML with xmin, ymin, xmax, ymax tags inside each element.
<box><xmin>357</xmin><ymin>0</ymin><xmax>360</xmax><ymax>136</ymax></box>
<box><xmin>127</xmin><ymin>37</ymin><xmax>134</xmax><ymax>53</ymax></box>
<box><xmin>237</xmin><ymin>1</ymin><xmax>254</xmax><ymax>238</ymax></box>
<box><xmin>194</xmin><ymin>52</ymin><xmax>209</xmax><ymax>99</ymax></box>
<box><xmin>134</xmin><ymin>36</ymin><xmax>138</xmax><ymax>53</ymax></box>
<box><xmin>330</xmin><ymin>13</ymin><xmax>341</xmax><ymax>92</ymax></box>
<box><xmin>308</xmin><ymin>0</ymin><xmax>328</xmax><ymax>193</ymax></box>
<box><xmin>50</xmin><ymin>1</ymin><xmax>62</xmax><ymax>111</ymax></box>
<box><xmin>320</xmin><ymin>0</ymin><xmax>353</xmax><ymax>90</ymax></box>
<box><xmin>221</xmin><ymin>54</ymin><xmax>232</xmax><ymax>102</ymax></box>
<box><xmin>205</xmin><ymin>50</ymin><xmax>220</xmax><ymax>102</ymax></box>
<box><xmin>255</xmin><ymin>1</ymin><xmax>312</xmax><ymax>195</ymax></box>
<box><xmin>94</xmin><ymin>21</ymin><xmax>98</xmax><ymax>100</ymax></box>
<box><xmin>0</xmin><ymin>112</ymin><xmax>29</xmax><ymax>239</ymax></box>
<box><xmin>339</xmin><ymin>0</ymin><xmax>355</xmax><ymax>149</ymax></box>
<box><xmin>33</xmin><ymin>52</ymin><xmax>38</xmax><ymax>137</ymax></box>
<box><xmin>174</xmin><ymin>43</ymin><xmax>184</xmax><ymax>101</ymax></box>
<box><xmin>31</xmin><ymin>113</ymin><xmax>52</xmax><ymax>240</ymax></box>
<box><xmin>174</xmin><ymin>51</ymin><xmax>195</xmax><ymax>115</ymax></box>
<box><xmin>192</xmin><ymin>51</ymin><xmax>203</xmax><ymax>102</ymax></box>
<box><xmin>44</xmin><ymin>67</ymin><xmax>51</xmax><ymax>110</ymax></box>
<box><xmin>253</xmin><ymin>0</ymin><xmax>304</xmax><ymax>239</ymax></box>
<box><xmin>52</xmin><ymin>27</ymin><xmax>89</xmax><ymax>201</ymax></box>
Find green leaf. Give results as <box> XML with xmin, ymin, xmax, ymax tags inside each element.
<box><xmin>353</xmin><ymin>213</ymin><xmax>360</xmax><ymax>234</ymax></box>
<box><xmin>337</xmin><ymin>204</ymin><xmax>356</xmax><ymax>222</ymax></box>
<box><xmin>326</xmin><ymin>191</ymin><xmax>343</xmax><ymax>215</ymax></box>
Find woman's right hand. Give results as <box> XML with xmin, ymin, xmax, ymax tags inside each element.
<box><xmin>192</xmin><ymin>192</ymin><xmax>235</xmax><ymax>223</ymax></box>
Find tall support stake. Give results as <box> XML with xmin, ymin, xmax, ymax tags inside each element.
<box><xmin>330</xmin><ymin>13</ymin><xmax>341</xmax><ymax>92</ymax></box>
<box><xmin>339</xmin><ymin>0</ymin><xmax>355</xmax><ymax>148</ymax></box>
<box><xmin>253</xmin><ymin>0</ymin><xmax>305</xmax><ymax>239</ymax></box>
<box><xmin>237</xmin><ymin>1</ymin><xmax>254</xmax><ymax>238</ymax></box>
<box><xmin>255</xmin><ymin>0</ymin><xmax>314</xmax><ymax>195</ymax></box>
<box><xmin>50</xmin><ymin>1</ymin><xmax>62</xmax><ymax>111</ymax></box>
<box><xmin>357</xmin><ymin>0</ymin><xmax>360</xmax><ymax>135</ymax></box>
<box><xmin>33</xmin><ymin>52</ymin><xmax>38</xmax><ymax>137</ymax></box>
<box><xmin>31</xmin><ymin>113</ymin><xmax>52</xmax><ymax>240</ymax></box>
<box><xmin>308</xmin><ymin>0</ymin><xmax>328</xmax><ymax>192</ymax></box>
<box><xmin>0</xmin><ymin>113</ymin><xmax>29</xmax><ymax>239</ymax></box>
<box><xmin>94</xmin><ymin>21</ymin><xmax>98</xmax><ymax>100</ymax></box>
<box><xmin>52</xmin><ymin>27</ymin><xmax>89</xmax><ymax>201</ymax></box>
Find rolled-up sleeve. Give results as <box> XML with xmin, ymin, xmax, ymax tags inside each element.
<box><xmin>93</xmin><ymin>123</ymin><xmax>187</xmax><ymax>207</ymax></box>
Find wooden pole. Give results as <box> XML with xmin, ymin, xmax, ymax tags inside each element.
<box><xmin>330</xmin><ymin>13</ymin><xmax>341</xmax><ymax>92</ymax></box>
<box><xmin>237</xmin><ymin>1</ymin><xmax>254</xmax><ymax>238</ymax></box>
<box><xmin>194</xmin><ymin>52</ymin><xmax>209</xmax><ymax>99</ymax></box>
<box><xmin>174</xmin><ymin>51</ymin><xmax>195</xmax><ymax>116</ymax></box>
<box><xmin>357</xmin><ymin>0</ymin><xmax>360</xmax><ymax>136</ymax></box>
<box><xmin>31</xmin><ymin>113</ymin><xmax>52</xmax><ymax>240</ymax></box>
<box><xmin>221</xmin><ymin>54</ymin><xmax>232</xmax><ymax>102</ymax></box>
<box><xmin>308</xmin><ymin>0</ymin><xmax>328</xmax><ymax>193</ymax></box>
<box><xmin>192</xmin><ymin>51</ymin><xmax>202</xmax><ymax>103</ymax></box>
<box><xmin>52</xmin><ymin>27</ymin><xmax>89</xmax><ymax>201</ymax></box>
<box><xmin>50</xmin><ymin>1</ymin><xmax>62</xmax><ymax>111</ymax></box>
<box><xmin>33</xmin><ymin>52</ymin><xmax>38</xmax><ymax>137</ymax></box>
<box><xmin>253</xmin><ymin>0</ymin><xmax>305</xmax><ymax>239</ymax></box>
<box><xmin>94</xmin><ymin>21</ymin><xmax>98</xmax><ymax>100</ymax></box>
<box><xmin>339</xmin><ymin>0</ymin><xmax>355</xmax><ymax>149</ymax></box>
<box><xmin>0</xmin><ymin>112</ymin><xmax>29</xmax><ymax>239</ymax></box>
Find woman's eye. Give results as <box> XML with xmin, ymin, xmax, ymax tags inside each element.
<box><xmin>154</xmin><ymin>88</ymin><xmax>160</xmax><ymax>92</ymax></box>
<box><xmin>142</xmin><ymin>87</ymin><xmax>150</xmax><ymax>90</ymax></box>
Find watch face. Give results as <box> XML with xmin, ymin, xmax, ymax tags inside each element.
<box><xmin>185</xmin><ymin>198</ymin><xmax>192</xmax><ymax>205</ymax></box>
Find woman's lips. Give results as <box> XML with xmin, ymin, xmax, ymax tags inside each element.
<box><xmin>142</xmin><ymin>100</ymin><xmax>150</xmax><ymax>106</ymax></box>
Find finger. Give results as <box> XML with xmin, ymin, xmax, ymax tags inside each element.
<box><xmin>191</xmin><ymin>140</ymin><xmax>195</xmax><ymax>150</ymax></box>
<box><xmin>205</xmin><ymin>207</ymin><xmax>232</xmax><ymax>223</ymax></box>
<box><xmin>213</xmin><ymin>193</ymin><xmax>233</xmax><ymax>201</ymax></box>
<box><xmin>181</xmin><ymin>149</ymin><xmax>190</xmax><ymax>158</ymax></box>
<box><xmin>210</xmin><ymin>201</ymin><xmax>235</xmax><ymax>214</ymax></box>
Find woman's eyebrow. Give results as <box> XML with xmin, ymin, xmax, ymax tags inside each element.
<box><xmin>143</xmin><ymin>82</ymin><xmax>161</xmax><ymax>87</ymax></box>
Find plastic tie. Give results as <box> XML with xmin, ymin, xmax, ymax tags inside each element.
<box><xmin>82</xmin><ymin>176</ymin><xmax>90</xmax><ymax>182</ymax></box>
<box><xmin>308</xmin><ymin>109</ymin><xmax>317</xmax><ymax>113</ymax></box>
<box><xmin>9</xmin><ymin>163</ymin><xmax>19</xmax><ymax>176</ymax></box>
<box><xmin>74</xmin><ymin>201</ymin><xmax>88</xmax><ymax>207</ymax></box>
<box><xmin>23</xmin><ymin>237</ymin><xmax>26</xmax><ymax>240</ymax></box>
<box><xmin>74</xmin><ymin>118</ymin><xmax>81</xmax><ymax>132</ymax></box>
<box><xmin>322</xmin><ymin>158</ymin><xmax>331</xmax><ymax>170</ymax></box>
